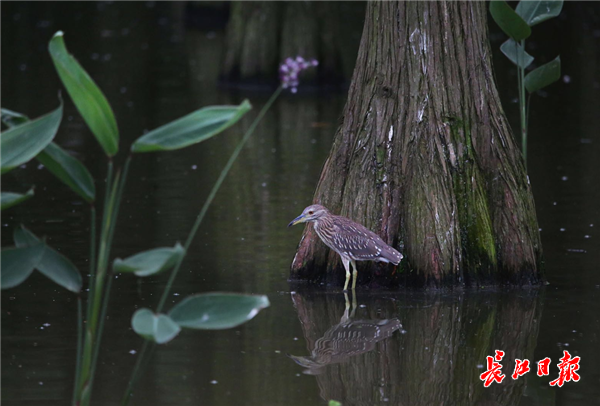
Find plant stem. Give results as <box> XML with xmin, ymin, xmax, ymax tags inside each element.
<box><xmin>526</xmin><ymin>92</ymin><xmax>532</xmax><ymax>143</ymax></box>
<box><xmin>89</xmin><ymin>170</ymin><xmax>121</xmax><ymax>334</ymax></box>
<box><xmin>78</xmin><ymin>171</ymin><xmax>120</xmax><ymax>405</ymax></box>
<box><xmin>122</xmin><ymin>87</ymin><xmax>283</xmax><ymax>404</ymax></box>
<box><xmin>77</xmin><ymin>168</ymin><xmax>107</xmax><ymax>402</ymax></box>
<box><xmin>89</xmin><ymin>205</ymin><xmax>97</xmax><ymax>295</ymax></box>
<box><xmin>121</xmin><ymin>341</ymin><xmax>151</xmax><ymax>406</ymax></box>
<box><xmin>519</xmin><ymin>40</ymin><xmax>527</xmax><ymax>165</ymax></box>
<box><xmin>156</xmin><ymin>86</ymin><xmax>282</xmax><ymax>313</ymax></box>
<box><xmin>84</xmin><ymin>156</ymin><xmax>132</xmax><ymax>403</ymax></box>
<box><xmin>74</xmin><ymin>205</ymin><xmax>96</xmax><ymax>402</ymax></box>
<box><xmin>88</xmin><ymin>269</ymin><xmax>114</xmax><ymax>388</ymax></box>
<box><xmin>515</xmin><ymin>41</ymin><xmax>523</xmax><ymax>156</ymax></box>
<box><xmin>77</xmin><ymin>157</ymin><xmax>132</xmax><ymax>405</ymax></box>
<box><xmin>87</xmin><ymin>163</ymin><xmax>111</xmax><ymax>324</ymax></box>
<box><xmin>72</xmin><ymin>294</ymin><xmax>83</xmax><ymax>406</ymax></box>
<box><xmin>108</xmin><ymin>157</ymin><xmax>131</xmax><ymax>248</ymax></box>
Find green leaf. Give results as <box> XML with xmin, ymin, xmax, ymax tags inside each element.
<box><xmin>489</xmin><ymin>1</ymin><xmax>532</xmax><ymax>41</ymax></box>
<box><xmin>0</xmin><ymin>102</ymin><xmax>63</xmax><ymax>174</ymax></box>
<box><xmin>113</xmin><ymin>243</ymin><xmax>185</xmax><ymax>277</ymax></box>
<box><xmin>525</xmin><ymin>56</ymin><xmax>561</xmax><ymax>93</ymax></box>
<box><xmin>14</xmin><ymin>226</ymin><xmax>82</xmax><ymax>293</ymax></box>
<box><xmin>48</xmin><ymin>31</ymin><xmax>119</xmax><ymax>156</ymax></box>
<box><xmin>1</xmin><ymin>243</ymin><xmax>45</xmax><ymax>289</ymax></box>
<box><xmin>329</xmin><ymin>401</ymin><xmax>342</xmax><ymax>406</ymax></box>
<box><xmin>131</xmin><ymin>100</ymin><xmax>252</xmax><ymax>153</ymax></box>
<box><xmin>169</xmin><ymin>292</ymin><xmax>270</xmax><ymax>330</ymax></box>
<box><xmin>131</xmin><ymin>308</ymin><xmax>181</xmax><ymax>344</ymax></box>
<box><xmin>1</xmin><ymin>188</ymin><xmax>35</xmax><ymax>211</ymax></box>
<box><xmin>516</xmin><ymin>0</ymin><xmax>563</xmax><ymax>27</ymax></box>
<box><xmin>36</xmin><ymin>142</ymin><xmax>95</xmax><ymax>202</ymax></box>
<box><xmin>500</xmin><ymin>39</ymin><xmax>534</xmax><ymax>69</ymax></box>
<box><xmin>1</xmin><ymin>108</ymin><xmax>29</xmax><ymax>128</ymax></box>
<box><xmin>131</xmin><ymin>309</ymin><xmax>155</xmax><ymax>341</ymax></box>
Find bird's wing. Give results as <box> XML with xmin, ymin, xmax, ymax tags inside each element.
<box><xmin>330</xmin><ymin>224</ymin><xmax>386</xmax><ymax>260</ymax></box>
<box><xmin>345</xmin><ymin>223</ymin><xmax>402</xmax><ymax>264</ymax></box>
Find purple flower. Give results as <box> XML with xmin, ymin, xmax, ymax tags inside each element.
<box><xmin>279</xmin><ymin>56</ymin><xmax>319</xmax><ymax>93</ymax></box>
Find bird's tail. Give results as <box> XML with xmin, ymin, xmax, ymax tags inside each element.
<box><xmin>382</xmin><ymin>246</ymin><xmax>403</xmax><ymax>265</ymax></box>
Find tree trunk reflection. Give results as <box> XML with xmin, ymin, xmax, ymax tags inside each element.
<box><xmin>290</xmin><ymin>289</ymin><xmax>543</xmax><ymax>406</ymax></box>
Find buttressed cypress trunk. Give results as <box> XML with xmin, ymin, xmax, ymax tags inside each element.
<box><xmin>290</xmin><ymin>0</ymin><xmax>544</xmax><ymax>288</ymax></box>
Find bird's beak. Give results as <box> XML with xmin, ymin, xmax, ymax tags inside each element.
<box><xmin>288</xmin><ymin>214</ymin><xmax>306</xmax><ymax>227</ymax></box>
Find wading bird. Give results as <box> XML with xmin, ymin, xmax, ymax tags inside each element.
<box><xmin>288</xmin><ymin>204</ymin><xmax>403</xmax><ymax>290</ymax></box>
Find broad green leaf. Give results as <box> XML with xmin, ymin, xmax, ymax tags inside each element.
<box><xmin>500</xmin><ymin>39</ymin><xmax>534</xmax><ymax>69</ymax></box>
<box><xmin>1</xmin><ymin>108</ymin><xmax>29</xmax><ymax>128</ymax></box>
<box><xmin>131</xmin><ymin>100</ymin><xmax>252</xmax><ymax>153</ymax></box>
<box><xmin>131</xmin><ymin>308</ymin><xmax>181</xmax><ymax>344</ymax></box>
<box><xmin>14</xmin><ymin>226</ymin><xmax>82</xmax><ymax>293</ymax></box>
<box><xmin>33</xmin><ymin>243</ymin><xmax>82</xmax><ymax>293</ymax></box>
<box><xmin>48</xmin><ymin>31</ymin><xmax>119</xmax><ymax>156</ymax></box>
<box><xmin>329</xmin><ymin>401</ymin><xmax>342</xmax><ymax>406</ymax></box>
<box><xmin>525</xmin><ymin>56</ymin><xmax>561</xmax><ymax>93</ymax></box>
<box><xmin>113</xmin><ymin>243</ymin><xmax>185</xmax><ymax>277</ymax></box>
<box><xmin>169</xmin><ymin>292</ymin><xmax>270</xmax><ymax>330</ymax></box>
<box><xmin>0</xmin><ymin>102</ymin><xmax>63</xmax><ymax>174</ymax></box>
<box><xmin>131</xmin><ymin>308</ymin><xmax>155</xmax><ymax>340</ymax></box>
<box><xmin>489</xmin><ymin>1</ymin><xmax>531</xmax><ymax>41</ymax></box>
<box><xmin>154</xmin><ymin>314</ymin><xmax>182</xmax><ymax>344</ymax></box>
<box><xmin>516</xmin><ymin>0</ymin><xmax>563</xmax><ymax>27</ymax></box>
<box><xmin>1</xmin><ymin>243</ymin><xmax>45</xmax><ymax>289</ymax></box>
<box><xmin>1</xmin><ymin>188</ymin><xmax>35</xmax><ymax>211</ymax></box>
<box><xmin>13</xmin><ymin>226</ymin><xmax>39</xmax><ymax>246</ymax></box>
<box><xmin>36</xmin><ymin>142</ymin><xmax>95</xmax><ymax>202</ymax></box>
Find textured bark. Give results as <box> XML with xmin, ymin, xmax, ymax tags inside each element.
<box><xmin>290</xmin><ymin>0</ymin><xmax>543</xmax><ymax>288</ymax></box>
<box><xmin>221</xmin><ymin>2</ymin><xmax>361</xmax><ymax>86</ymax></box>
<box><xmin>290</xmin><ymin>290</ymin><xmax>543</xmax><ymax>405</ymax></box>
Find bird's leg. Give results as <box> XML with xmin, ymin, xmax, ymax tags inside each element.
<box><xmin>342</xmin><ymin>257</ymin><xmax>351</xmax><ymax>291</ymax></box>
<box><xmin>351</xmin><ymin>259</ymin><xmax>358</xmax><ymax>290</ymax></box>
<box><xmin>340</xmin><ymin>292</ymin><xmax>351</xmax><ymax>324</ymax></box>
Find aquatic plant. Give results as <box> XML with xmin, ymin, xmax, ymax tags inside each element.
<box><xmin>1</xmin><ymin>33</ymin><xmax>314</xmax><ymax>405</ymax></box>
<box><xmin>489</xmin><ymin>0</ymin><xmax>563</xmax><ymax>163</ymax></box>
<box><xmin>279</xmin><ymin>56</ymin><xmax>319</xmax><ymax>93</ymax></box>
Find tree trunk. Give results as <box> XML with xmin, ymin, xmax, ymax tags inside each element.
<box><xmin>221</xmin><ymin>2</ymin><xmax>363</xmax><ymax>87</ymax></box>
<box><xmin>290</xmin><ymin>0</ymin><xmax>544</xmax><ymax>288</ymax></box>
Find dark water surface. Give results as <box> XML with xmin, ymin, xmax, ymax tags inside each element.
<box><xmin>2</xmin><ymin>2</ymin><xmax>599</xmax><ymax>406</ymax></box>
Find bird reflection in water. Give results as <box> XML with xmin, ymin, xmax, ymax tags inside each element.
<box><xmin>289</xmin><ymin>291</ymin><xmax>402</xmax><ymax>375</ymax></box>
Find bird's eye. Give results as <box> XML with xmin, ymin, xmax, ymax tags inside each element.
<box><xmin>308</xmin><ymin>211</ymin><xmax>314</xmax><ymax>215</ymax></box>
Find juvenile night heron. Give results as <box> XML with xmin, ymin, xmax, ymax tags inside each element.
<box><xmin>288</xmin><ymin>204</ymin><xmax>403</xmax><ymax>290</ymax></box>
